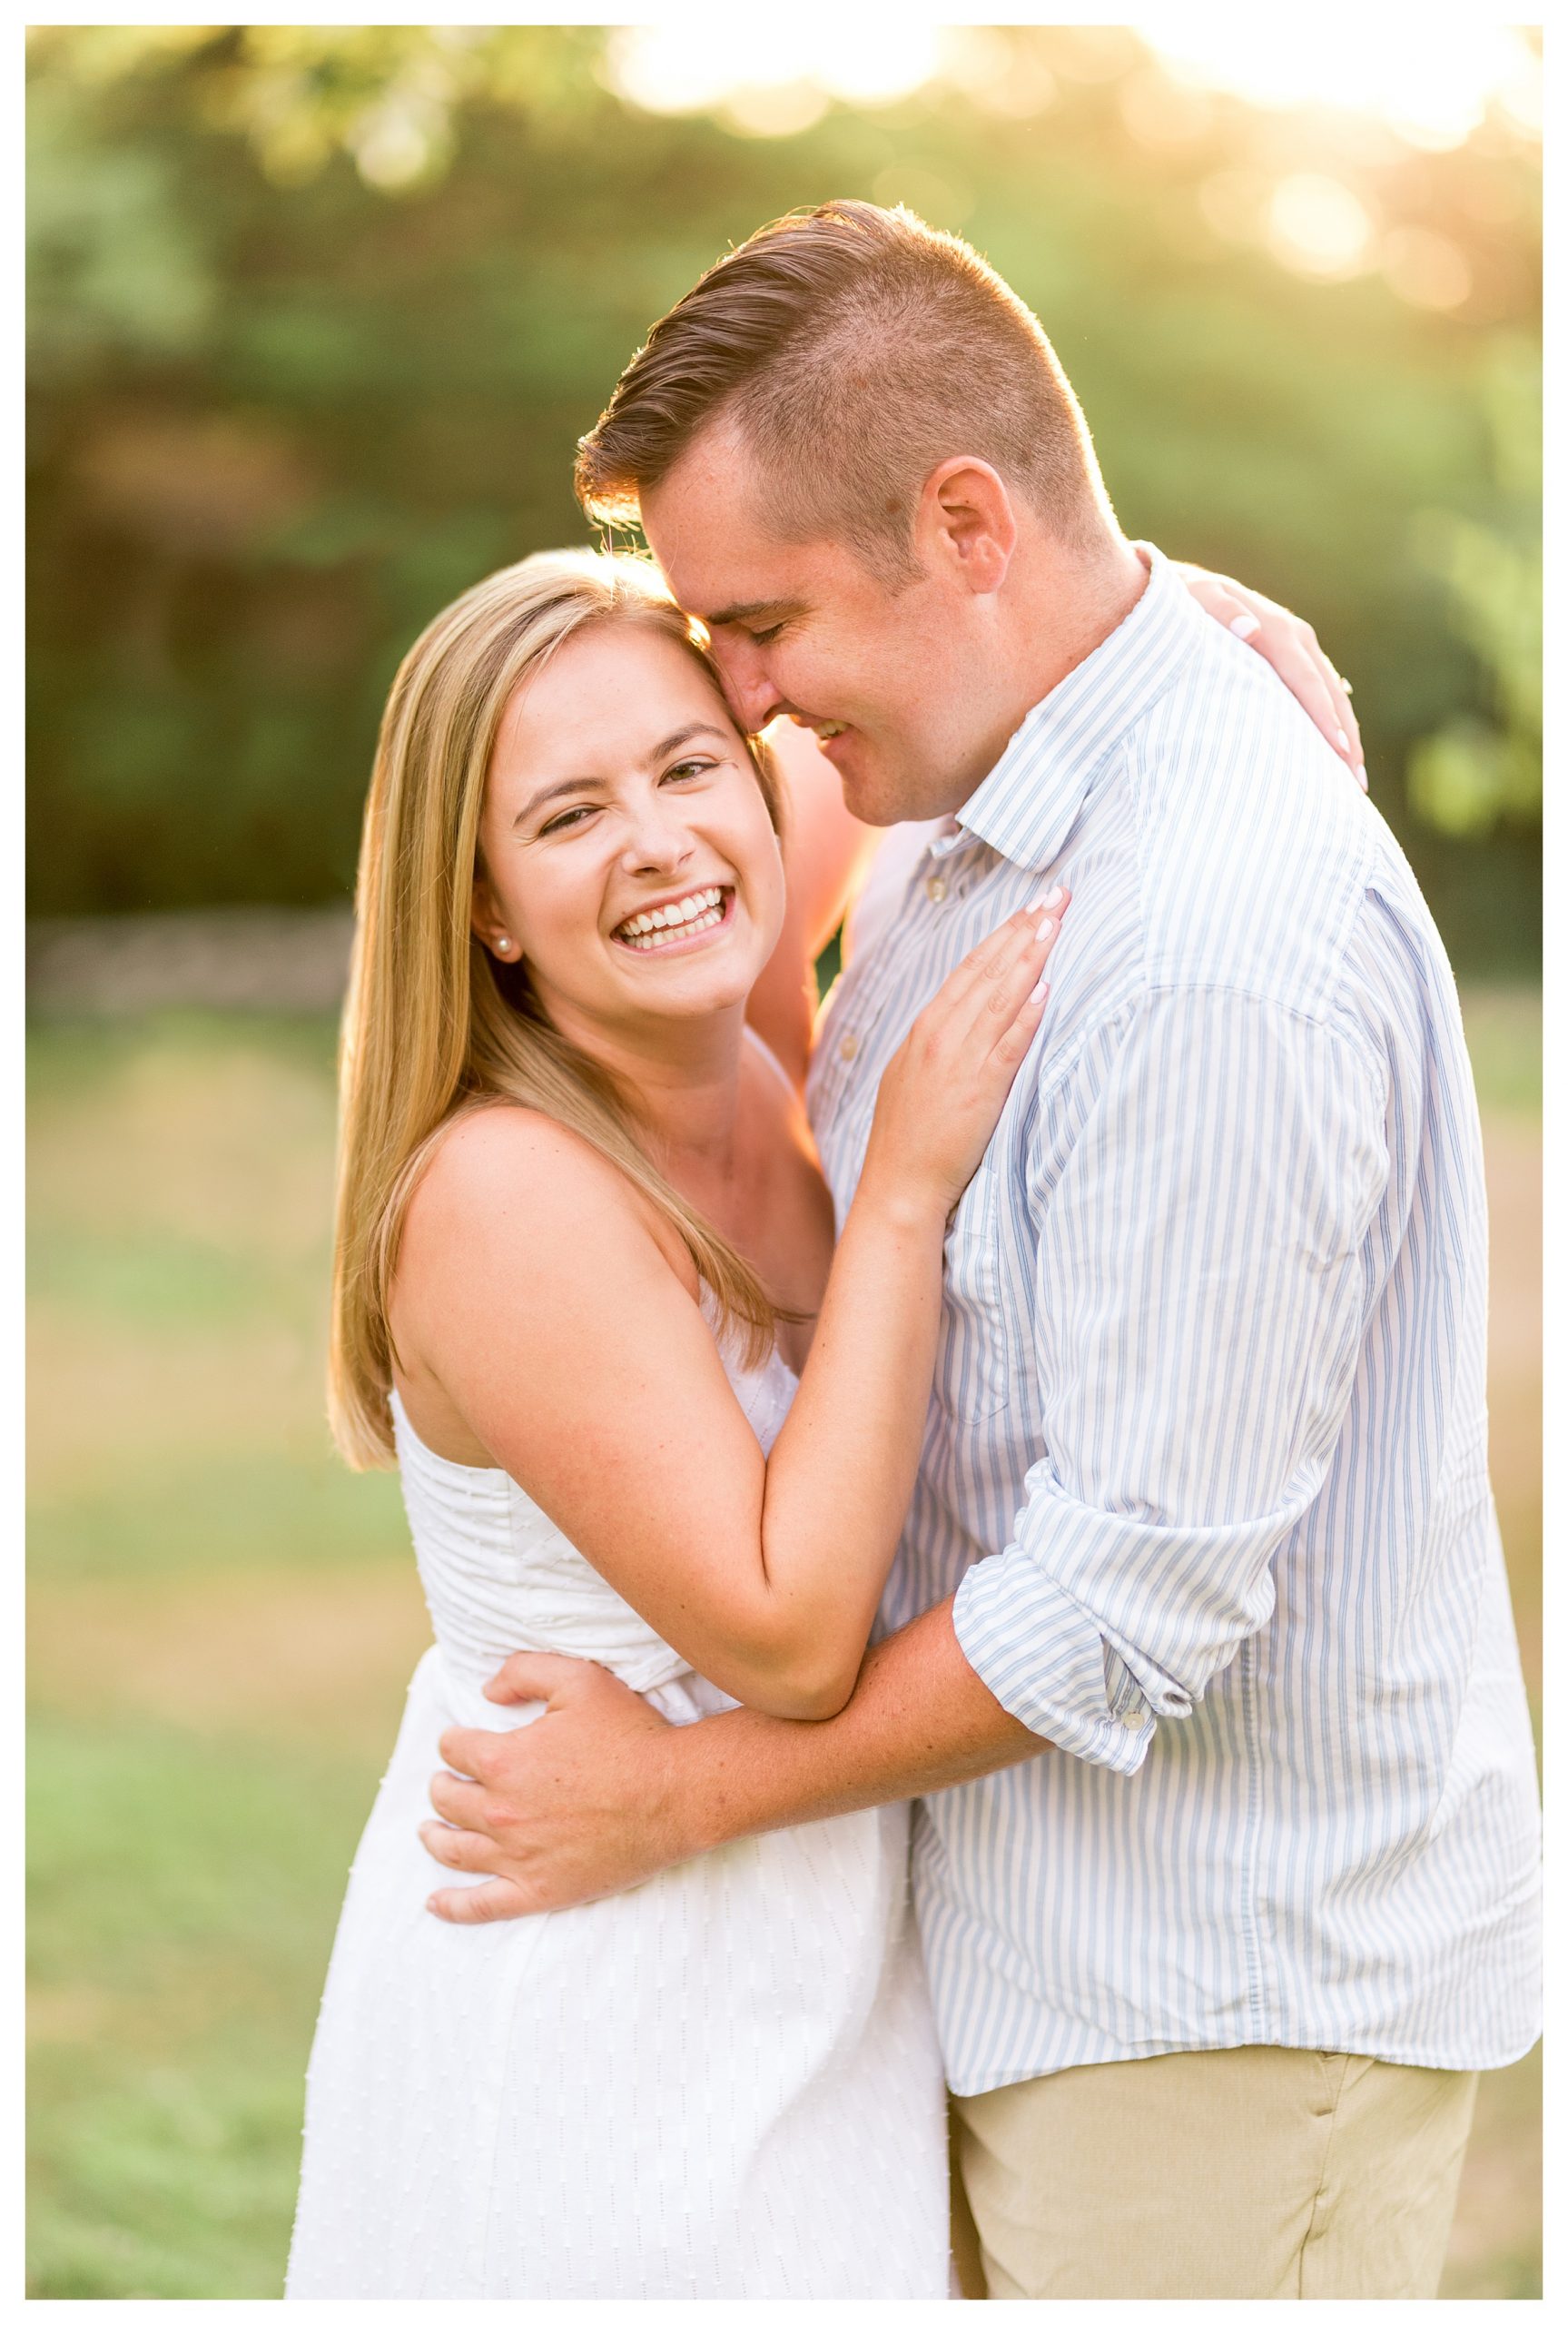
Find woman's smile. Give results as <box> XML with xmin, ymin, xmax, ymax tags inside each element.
<box><xmin>611</xmin><ymin>882</ymin><xmax>736</xmax><ymax>955</ymax></box>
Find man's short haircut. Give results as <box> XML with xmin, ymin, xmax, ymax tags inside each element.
<box><xmin>575</xmin><ymin>200</ymin><xmax>1113</xmax><ymax>580</ymax></box>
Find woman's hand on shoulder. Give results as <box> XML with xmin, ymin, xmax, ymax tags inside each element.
<box><xmin>1173</xmin><ymin>560</ymin><xmax>1366</xmax><ymax>787</ymax></box>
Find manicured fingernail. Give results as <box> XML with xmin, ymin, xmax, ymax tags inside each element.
<box><xmin>1030</xmin><ymin>975</ymin><xmax>1050</xmax><ymax>1004</ymax></box>
<box><xmin>1356</xmin><ymin>766</ymin><xmax>1369</xmax><ymax>792</ymax></box>
<box><xmin>1229</xmin><ymin>612</ymin><xmax>1261</xmax><ymax>640</ymax></box>
<box><xmin>1336</xmin><ymin>727</ymin><xmax>1350</xmax><ymax>752</ymax></box>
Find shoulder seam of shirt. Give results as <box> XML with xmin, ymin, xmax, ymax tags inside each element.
<box><xmin>1032</xmin><ymin>978</ymin><xmax>1392</xmax><ymax>1150</ymax></box>
<box><xmin>1141</xmin><ymin>976</ymin><xmax>1393</xmax><ymax>1085</ymax></box>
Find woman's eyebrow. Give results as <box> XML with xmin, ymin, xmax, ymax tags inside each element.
<box><xmin>513</xmin><ymin>774</ymin><xmax>599</xmax><ymax>827</ymax></box>
<box><xmin>642</xmin><ymin>720</ymin><xmax>731</xmax><ymax>764</ymax></box>
<box><xmin>514</xmin><ymin>724</ymin><xmax>731</xmax><ymax>826</ymax></box>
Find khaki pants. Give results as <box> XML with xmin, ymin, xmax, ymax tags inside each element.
<box><xmin>949</xmin><ymin>2046</ymin><xmax>1478</xmax><ymax>2300</ymax></box>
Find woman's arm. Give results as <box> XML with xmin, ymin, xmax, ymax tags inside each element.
<box><xmin>745</xmin><ymin>718</ymin><xmax>882</xmax><ymax>1085</ymax></box>
<box><xmin>396</xmin><ymin>901</ymin><xmax>1064</xmax><ymax>1723</ymax></box>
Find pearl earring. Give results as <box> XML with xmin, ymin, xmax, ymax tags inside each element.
<box><xmin>495</xmin><ymin>935</ymin><xmax>511</xmax><ymax>955</ymax></box>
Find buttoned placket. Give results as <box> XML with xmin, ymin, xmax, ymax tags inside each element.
<box><xmin>830</xmin><ymin>821</ymin><xmax>970</xmax><ymax>1063</ymax></box>
<box><xmin>922</xmin><ymin>815</ymin><xmax>971</xmax><ymax>908</ymax></box>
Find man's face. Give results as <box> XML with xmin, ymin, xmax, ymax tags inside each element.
<box><xmin>640</xmin><ymin>422</ymin><xmax>999</xmax><ymax>826</ymax></box>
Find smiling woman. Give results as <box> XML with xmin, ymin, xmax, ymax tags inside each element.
<box><xmin>287</xmin><ymin>528</ymin><xmax>1066</xmax><ymax>2296</ymax></box>
<box><xmin>472</xmin><ymin>635</ymin><xmax>774</xmax><ymax>1006</ymax></box>
<box><xmin>329</xmin><ymin>548</ymin><xmax>792</xmax><ymax>1474</ymax></box>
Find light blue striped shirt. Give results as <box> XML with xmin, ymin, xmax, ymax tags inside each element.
<box><xmin>805</xmin><ymin>545</ymin><xmax>1541</xmax><ymax>2093</ymax></box>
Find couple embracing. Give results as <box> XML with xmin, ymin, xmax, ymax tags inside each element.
<box><xmin>287</xmin><ymin>203</ymin><xmax>1540</xmax><ymax>2300</ymax></box>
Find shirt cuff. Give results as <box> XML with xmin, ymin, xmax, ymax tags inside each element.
<box><xmin>953</xmin><ymin>1553</ymin><xmax>1171</xmax><ymax>1774</ymax></box>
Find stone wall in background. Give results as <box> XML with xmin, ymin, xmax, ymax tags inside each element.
<box><xmin>26</xmin><ymin>908</ymin><xmax>354</xmax><ymax>1017</ymax></box>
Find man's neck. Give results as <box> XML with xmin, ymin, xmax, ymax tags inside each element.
<box><xmin>1018</xmin><ymin>534</ymin><xmax>1149</xmax><ymax>700</ymax></box>
<box><xmin>954</xmin><ymin>533</ymin><xmax>1149</xmax><ymax>803</ymax></box>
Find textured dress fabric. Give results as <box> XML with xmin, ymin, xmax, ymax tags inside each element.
<box><xmin>286</xmin><ymin>1313</ymin><xmax>950</xmax><ymax>2299</ymax></box>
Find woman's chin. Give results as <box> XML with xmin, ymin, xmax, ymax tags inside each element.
<box><xmin>604</xmin><ymin>915</ymin><xmax>768</xmax><ymax>1017</ymax></box>
<box><xmin>621</xmin><ymin>957</ymin><xmax>760</xmax><ymax>1019</ymax></box>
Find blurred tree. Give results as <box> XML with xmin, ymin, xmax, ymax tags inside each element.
<box><xmin>1407</xmin><ymin>341</ymin><xmax>1542</xmax><ymax>837</ymax></box>
<box><xmin>25</xmin><ymin>25</ymin><xmax>1540</xmax><ymax>967</ymax></box>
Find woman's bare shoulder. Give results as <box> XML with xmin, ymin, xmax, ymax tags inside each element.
<box><xmin>390</xmin><ymin>1102</ymin><xmax>734</xmax><ymax>1475</ymax></box>
<box><xmin>419</xmin><ymin>1102</ymin><xmax>628</xmax><ymax>1198</ymax></box>
<box><xmin>400</xmin><ymin>1103</ymin><xmax>676</xmax><ymax>1283</ymax></box>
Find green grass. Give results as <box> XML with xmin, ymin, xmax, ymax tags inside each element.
<box><xmin>28</xmin><ymin>1716</ymin><xmax>379</xmax><ymax>2299</ymax></box>
<box><xmin>27</xmin><ymin>1009</ymin><xmax>419</xmax><ymax>2295</ymax></box>
<box><xmin>31</xmin><ymin>1453</ymin><xmax>409</xmax><ymax>1583</ymax></box>
<box><xmin>25</xmin><ymin>1004</ymin><xmax>1542</xmax><ymax>2298</ymax></box>
<box><xmin>1460</xmin><ymin>984</ymin><xmax>1543</xmax><ymax>1115</ymax></box>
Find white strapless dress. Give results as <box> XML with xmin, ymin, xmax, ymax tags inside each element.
<box><xmin>286</xmin><ymin>1315</ymin><xmax>950</xmax><ymax>2299</ymax></box>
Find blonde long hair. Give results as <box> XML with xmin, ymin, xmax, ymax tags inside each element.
<box><xmin>329</xmin><ymin>548</ymin><xmax>786</xmax><ymax>1470</ymax></box>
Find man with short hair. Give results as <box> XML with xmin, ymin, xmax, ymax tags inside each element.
<box><xmin>423</xmin><ymin>203</ymin><xmax>1541</xmax><ymax>2298</ymax></box>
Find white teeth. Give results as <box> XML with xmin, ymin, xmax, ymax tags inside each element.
<box><xmin>615</xmin><ymin>887</ymin><xmax>726</xmax><ymax>949</ymax></box>
<box><xmin>618</xmin><ymin>905</ymin><xmax>724</xmax><ymax>952</ymax></box>
<box><xmin>814</xmin><ymin>722</ymin><xmax>847</xmax><ymax>739</ymax></box>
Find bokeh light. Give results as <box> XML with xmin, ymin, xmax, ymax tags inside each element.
<box><xmin>1267</xmin><ymin>173</ymin><xmax>1378</xmax><ymax>281</ymax></box>
<box><xmin>1129</xmin><ymin>17</ymin><xmax>1542</xmax><ymax>149</ymax></box>
<box><xmin>603</xmin><ymin>18</ymin><xmax>1542</xmax><ymax>153</ymax></box>
<box><xmin>604</xmin><ymin>23</ymin><xmax>946</xmax><ymax>136</ymax></box>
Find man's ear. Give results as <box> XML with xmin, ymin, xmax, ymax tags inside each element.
<box><xmin>914</xmin><ymin>458</ymin><xmax>1018</xmax><ymax>596</ymax></box>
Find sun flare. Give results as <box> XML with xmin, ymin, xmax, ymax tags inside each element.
<box><xmin>1129</xmin><ymin>16</ymin><xmax>1540</xmax><ymax>148</ymax></box>
<box><xmin>605</xmin><ymin>19</ymin><xmax>1540</xmax><ymax>153</ymax></box>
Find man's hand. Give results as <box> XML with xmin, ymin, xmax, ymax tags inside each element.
<box><xmin>1175</xmin><ymin>561</ymin><xmax>1366</xmax><ymax>787</ymax></box>
<box><xmin>421</xmin><ymin>1600</ymin><xmax>1043</xmax><ymax>1930</ymax></box>
<box><xmin>420</xmin><ymin>1654</ymin><xmax>689</xmax><ymax>1924</ymax></box>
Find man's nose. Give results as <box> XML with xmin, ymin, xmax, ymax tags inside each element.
<box><xmin>708</xmin><ymin>636</ymin><xmax>784</xmax><ymax>736</ymax></box>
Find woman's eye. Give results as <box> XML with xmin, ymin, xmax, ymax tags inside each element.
<box><xmin>661</xmin><ymin>758</ymin><xmax>715</xmax><ymax>784</ymax></box>
<box><xmin>540</xmin><ymin>805</ymin><xmax>597</xmax><ymax>836</ymax></box>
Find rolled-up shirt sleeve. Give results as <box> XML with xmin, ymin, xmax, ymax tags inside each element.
<box><xmin>952</xmin><ymin>984</ymin><xmax>1391</xmax><ymax>1774</ymax></box>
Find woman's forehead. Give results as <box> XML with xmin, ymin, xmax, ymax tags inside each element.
<box><xmin>490</xmin><ymin>622</ymin><xmax>734</xmax><ymax>795</ymax></box>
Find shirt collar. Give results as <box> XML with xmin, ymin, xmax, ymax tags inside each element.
<box><xmin>956</xmin><ymin>542</ymin><xmax>1209</xmax><ymax>874</ymax></box>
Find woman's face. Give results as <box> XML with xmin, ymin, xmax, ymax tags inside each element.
<box><xmin>474</xmin><ymin>620</ymin><xmax>785</xmax><ymax>1042</ymax></box>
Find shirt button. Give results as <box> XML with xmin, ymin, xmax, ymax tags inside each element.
<box><xmin>838</xmin><ymin>1032</ymin><xmax>860</xmax><ymax>1062</ymax></box>
<box><xmin>925</xmin><ymin>875</ymin><xmax>948</xmax><ymax>903</ymax></box>
<box><xmin>1120</xmin><ymin>1707</ymin><xmax>1149</xmax><ymax>1729</ymax></box>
